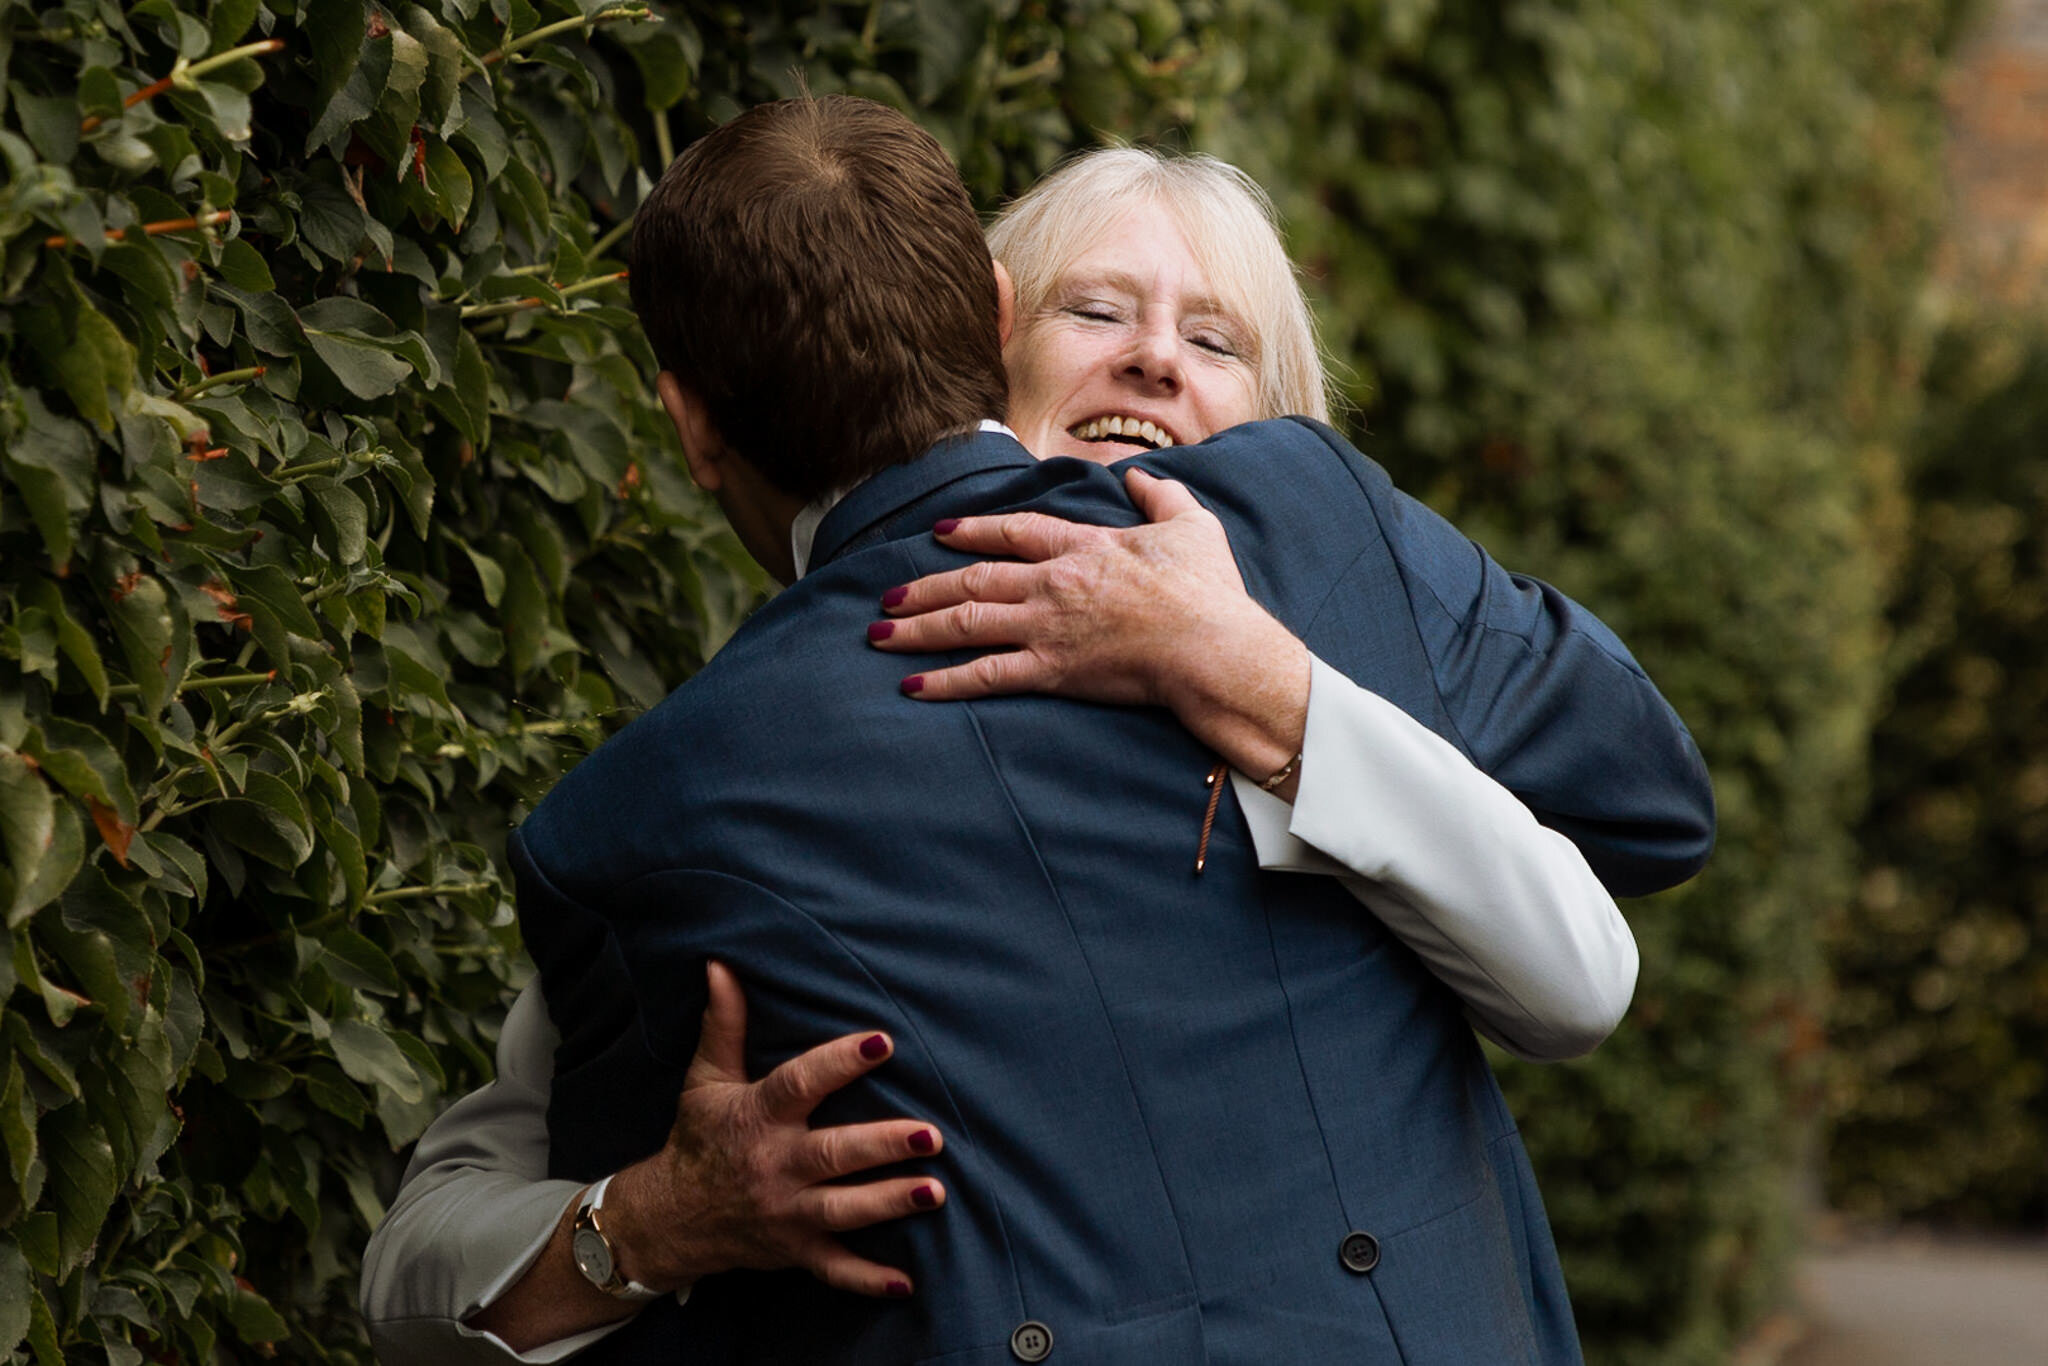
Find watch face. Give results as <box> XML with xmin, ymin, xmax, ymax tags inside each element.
<box><xmin>572</xmin><ymin>1226</ymin><xmax>615</xmax><ymax>1287</ymax></box>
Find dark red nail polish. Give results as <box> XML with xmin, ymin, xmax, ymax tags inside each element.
<box><xmin>912</xmin><ymin>1184</ymin><xmax>939</xmax><ymax>1209</ymax></box>
<box><xmin>867</xmin><ymin>620</ymin><xmax>895</xmax><ymax>642</ymax></box>
<box><xmin>933</xmin><ymin>518</ymin><xmax>960</xmax><ymax>536</ymax></box>
<box><xmin>908</xmin><ymin>1129</ymin><xmax>937</xmax><ymax>1155</ymax></box>
<box><xmin>860</xmin><ymin>1033</ymin><xmax>889</xmax><ymax>1061</ymax></box>
<box><xmin>887</xmin><ymin>1280</ymin><xmax>913</xmax><ymax>1298</ymax></box>
<box><xmin>900</xmin><ymin>675</ymin><xmax>925</xmax><ymax>695</ymax></box>
<box><xmin>882</xmin><ymin>585</ymin><xmax>909</xmax><ymax>608</ymax></box>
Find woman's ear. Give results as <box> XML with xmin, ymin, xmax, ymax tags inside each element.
<box><xmin>657</xmin><ymin>371</ymin><xmax>725</xmax><ymax>493</ymax></box>
<box><xmin>993</xmin><ymin>258</ymin><xmax>1016</xmax><ymax>349</ymax></box>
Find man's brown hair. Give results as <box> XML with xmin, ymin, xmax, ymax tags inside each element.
<box><xmin>631</xmin><ymin>97</ymin><xmax>1008</xmax><ymax>502</ymax></box>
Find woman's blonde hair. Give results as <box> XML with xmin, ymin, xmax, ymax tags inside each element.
<box><xmin>986</xmin><ymin>147</ymin><xmax>1330</xmax><ymax>424</ymax></box>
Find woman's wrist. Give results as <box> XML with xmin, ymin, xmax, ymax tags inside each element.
<box><xmin>1155</xmin><ymin>602</ymin><xmax>1311</xmax><ymax>794</ymax></box>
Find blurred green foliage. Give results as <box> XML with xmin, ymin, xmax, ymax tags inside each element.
<box><xmin>1826</xmin><ymin>323</ymin><xmax>2048</xmax><ymax>1230</ymax></box>
<box><xmin>1210</xmin><ymin>1</ymin><xmax>1961</xmax><ymax>1360</ymax></box>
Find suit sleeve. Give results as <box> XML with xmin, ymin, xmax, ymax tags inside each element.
<box><xmin>1332</xmin><ymin>438</ymin><xmax>1715</xmax><ymax>897</ymax></box>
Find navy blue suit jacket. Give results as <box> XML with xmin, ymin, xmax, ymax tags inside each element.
<box><xmin>517</xmin><ymin>420</ymin><xmax>1713</xmax><ymax>1364</ymax></box>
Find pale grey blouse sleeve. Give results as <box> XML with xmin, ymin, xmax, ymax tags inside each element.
<box><xmin>1229</xmin><ymin>654</ymin><xmax>1638</xmax><ymax>1061</ymax></box>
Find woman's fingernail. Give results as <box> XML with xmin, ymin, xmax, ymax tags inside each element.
<box><xmin>912</xmin><ymin>1184</ymin><xmax>940</xmax><ymax>1209</ymax></box>
<box><xmin>933</xmin><ymin>518</ymin><xmax>960</xmax><ymax>536</ymax></box>
<box><xmin>860</xmin><ymin>1034</ymin><xmax>889</xmax><ymax>1061</ymax></box>
<box><xmin>867</xmin><ymin>621</ymin><xmax>895</xmax><ymax>642</ymax></box>
<box><xmin>882</xmin><ymin>585</ymin><xmax>909</xmax><ymax>608</ymax></box>
<box><xmin>887</xmin><ymin>1280</ymin><xmax>913</xmax><ymax>1298</ymax></box>
<box><xmin>908</xmin><ymin>1129</ymin><xmax>937</xmax><ymax>1155</ymax></box>
<box><xmin>901</xmin><ymin>675</ymin><xmax>925</xmax><ymax>695</ymax></box>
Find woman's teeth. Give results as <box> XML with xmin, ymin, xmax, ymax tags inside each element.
<box><xmin>1070</xmin><ymin>415</ymin><xmax>1173</xmax><ymax>449</ymax></box>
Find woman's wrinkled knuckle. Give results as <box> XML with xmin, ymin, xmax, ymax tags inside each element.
<box><xmin>999</xmin><ymin>513</ymin><xmax>1037</xmax><ymax>550</ymax></box>
<box><xmin>815</xmin><ymin>1188</ymin><xmax>858</xmax><ymax>1232</ymax></box>
<box><xmin>961</xmin><ymin>560</ymin><xmax>997</xmax><ymax>598</ymax></box>
<box><xmin>949</xmin><ymin>601</ymin><xmax>983</xmax><ymax>639</ymax></box>
<box><xmin>807</xmin><ymin>1129</ymin><xmax>846</xmax><ymax>1179</ymax></box>
<box><xmin>969</xmin><ymin>652</ymin><xmax>1009</xmax><ymax>691</ymax></box>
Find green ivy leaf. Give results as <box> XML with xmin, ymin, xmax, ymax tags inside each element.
<box><xmin>308</xmin><ymin>8</ymin><xmax>389</xmax><ymax>154</ymax></box>
<box><xmin>307</xmin><ymin>479</ymin><xmax>369</xmax><ymax>565</ymax></box>
<box><xmin>28</xmin><ymin>582</ymin><xmax>109</xmax><ymax>707</ymax></box>
<box><xmin>23</xmin><ymin>1270</ymin><xmax>59</xmax><ymax>1365</ymax></box>
<box><xmin>304</xmin><ymin>0</ymin><xmax>369</xmax><ymax>114</ymax></box>
<box><xmin>303</xmin><ymin>330</ymin><xmax>412</xmax><ymax>400</ymax></box>
<box><xmin>231</xmin><ymin>562</ymin><xmax>323</xmax><ymax>642</ymax></box>
<box><xmin>104</xmin><ymin>570</ymin><xmax>190</xmax><ymax>715</ymax></box>
<box><xmin>327</xmin><ymin>1019</ymin><xmax>421</xmax><ymax>1102</ymax></box>
<box><xmin>213</xmin><ymin>238</ymin><xmax>275</xmax><ymax>292</ymax></box>
<box><xmin>0</xmin><ymin>1235</ymin><xmax>30</xmax><ymax>1354</ymax></box>
<box><xmin>193</xmin><ymin>79</ymin><xmax>253</xmax><ymax>141</ymax></box>
<box><xmin>294</xmin><ymin>180</ymin><xmax>371</xmax><ymax>262</ymax></box>
<box><xmin>7</xmin><ymin>86</ymin><xmax>79</xmax><ymax>167</ymax></box>
<box><xmin>209</xmin><ymin>0</ymin><xmax>260</xmax><ymax>50</ymax></box>
<box><xmin>0</xmin><ymin>396</ymin><xmax>94</xmax><ymax>570</ymax></box>
<box><xmin>222</xmin><ymin>1284</ymin><xmax>289</xmax><ymax>1346</ymax></box>
<box><xmin>44</xmin><ymin>1107</ymin><xmax>117</xmax><ymax>1275</ymax></box>
<box><xmin>0</xmin><ymin>1057</ymin><xmax>35</xmax><ymax>1188</ymax></box>
<box><xmin>302</xmin><ymin>1062</ymin><xmax>368</xmax><ymax>1126</ymax></box>
<box><xmin>404</xmin><ymin>5</ymin><xmax>467</xmax><ymax>136</ymax></box>
<box><xmin>33</xmin><ymin>297</ymin><xmax>135</xmax><ymax>434</ymax></box>
<box><xmin>211</xmin><ymin>771</ymin><xmax>314</xmax><ymax>870</ymax></box>
<box><xmin>319</xmin><ymin>929</ymin><xmax>401</xmax><ymax>995</ymax></box>
<box><xmin>21</xmin><ymin>718</ymin><xmax>137</xmax><ymax>826</ymax></box>
<box><xmin>421</xmin><ymin>139</ymin><xmax>474</xmax><ymax>227</ymax></box>
<box><xmin>0</xmin><ymin>754</ymin><xmax>57</xmax><ymax>926</ymax></box>
<box><xmin>212</xmin><ymin>280</ymin><xmax>300</xmax><ymax>355</ymax></box>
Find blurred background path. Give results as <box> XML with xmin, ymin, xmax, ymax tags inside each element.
<box><xmin>1780</xmin><ymin>1235</ymin><xmax>2048</xmax><ymax>1366</ymax></box>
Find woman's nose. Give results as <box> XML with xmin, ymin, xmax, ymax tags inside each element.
<box><xmin>1120</xmin><ymin>321</ymin><xmax>1183</xmax><ymax>392</ymax></box>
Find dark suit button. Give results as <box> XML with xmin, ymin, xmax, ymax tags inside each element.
<box><xmin>1339</xmin><ymin>1231</ymin><xmax>1381</xmax><ymax>1273</ymax></box>
<box><xmin>1010</xmin><ymin>1319</ymin><xmax>1053</xmax><ymax>1361</ymax></box>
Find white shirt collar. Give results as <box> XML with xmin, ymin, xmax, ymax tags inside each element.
<box><xmin>789</xmin><ymin>420</ymin><xmax>1016</xmax><ymax>578</ymax></box>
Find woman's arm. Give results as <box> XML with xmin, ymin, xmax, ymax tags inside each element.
<box><xmin>870</xmin><ymin>469</ymin><xmax>1637</xmax><ymax>1058</ymax></box>
<box><xmin>1231</xmin><ymin>657</ymin><xmax>1635</xmax><ymax>1058</ymax></box>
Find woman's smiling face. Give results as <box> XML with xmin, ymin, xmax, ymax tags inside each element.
<box><xmin>1002</xmin><ymin>199</ymin><xmax>1261</xmax><ymax>465</ymax></box>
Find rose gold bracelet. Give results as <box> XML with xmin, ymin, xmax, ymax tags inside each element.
<box><xmin>1257</xmin><ymin>751</ymin><xmax>1302</xmax><ymax>792</ymax></box>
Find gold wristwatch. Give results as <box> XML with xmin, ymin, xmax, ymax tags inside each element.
<box><xmin>571</xmin><ymin>1175</ymin><xmax>663</xmax><ymax>1302</ymax></box>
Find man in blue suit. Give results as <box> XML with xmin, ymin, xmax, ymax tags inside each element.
<box><xmin>512</xmin><ymin>97</ymin><xmax>1711</xmax><ymax>1364</ymax></box>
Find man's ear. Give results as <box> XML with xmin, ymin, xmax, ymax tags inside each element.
<box><xmin>993</xmin><ymin>258</ymin><xmax>1016</xmax><ymax>349</ymax></box>
<box><xmin>657</xmin><ymin>371</ymin><xmax>725</xmax><ymax>493</ymax></box>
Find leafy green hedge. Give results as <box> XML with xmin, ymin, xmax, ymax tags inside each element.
<box><xmin>0</xmin><ymin>0</ymin><xmax>1247</xmax><ymax>1359</ymax></box>
<box><xmin>1825</xmin><ymin>323</ymin><xmax>2048</xmax><ymax>1230</ymax></box>
<box><xmin>1212</xmin><ymin>1</ymin><xmax>1958</xmax><ymax>1360</ymax></box>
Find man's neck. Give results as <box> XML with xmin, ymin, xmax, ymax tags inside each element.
<box><xmin>786</xmin><ymin>420</ymin><xmax>1016</xmax><ymax>580</ymax></box>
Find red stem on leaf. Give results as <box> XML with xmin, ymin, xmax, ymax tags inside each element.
<box><xmin>43</xmin><ymin>210</ymin><xmax>234</xmax><ymax>249</ymax></box>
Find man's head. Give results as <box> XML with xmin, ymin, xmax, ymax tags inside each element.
<box><xmin>632</xmin><ymin>97</ymin><xmax>1008</xmax><ymax>507</ymax></box>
